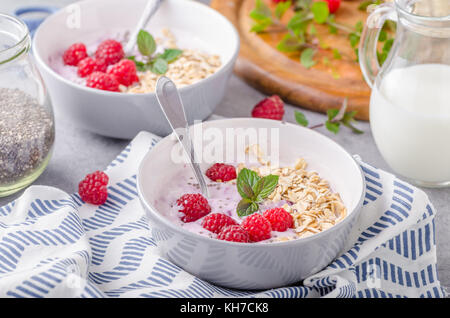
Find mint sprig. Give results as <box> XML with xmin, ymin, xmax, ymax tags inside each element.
<box><xmin>236</xmin><ymin>168</ymin><xmax>279</xmax><ymax>217</ymax></box>
<box><xmin>295</xmin><ymin>98</ymin><xmax>363</xmax><ymax>135</ymax></box>
<box><xmin>127</xmin><ymin>29</ymin><xmax>183</xmax><ymax>75</ymax></box>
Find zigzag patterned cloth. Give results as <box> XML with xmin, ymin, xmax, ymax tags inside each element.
<box><xmin>0</xmin><ymin>131</ymin><xmax>446</xmax><ymax>298</ymax></box>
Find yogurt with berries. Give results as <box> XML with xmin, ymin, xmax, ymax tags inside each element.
<box><xmin>155</xmin><ymin>153</ymin><xmax>348</xmax><ymax>244</ymax></box>
<box><xmin>154</xmin><ymin>163</ymin><xmax>298</xmax><ymax>244</ymax></box>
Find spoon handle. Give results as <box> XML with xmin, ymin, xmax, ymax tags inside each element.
<box><xmin>124</xmin><ymin>0</ymin><xmax>164</xmax><ymax>55</ymax></box>
<box><xmin>155</xmin><ymin>76</ymin><xmax>210</xmax><ymax>198</ymax></box>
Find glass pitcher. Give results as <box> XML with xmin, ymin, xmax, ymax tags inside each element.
<box><xmin>0</xmin><ymin>13</ymin><xmax>55</xmax><ymax>196</ymax></box>
<box><xmin>359</xmin><ymin>0</ymin><xmax>450</xmax><ymax>188</ymax></box>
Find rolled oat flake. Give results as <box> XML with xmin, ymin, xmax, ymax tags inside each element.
<box><xmin>0</xmin><ymin>88</ymin><xmax>54</xmax><ymax>184</ymax></box>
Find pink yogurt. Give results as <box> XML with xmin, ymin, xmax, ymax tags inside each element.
<box><xmin>154</xmin><ymin>166</ymin><xmax>298</xmax><ymax>243</ymax></box>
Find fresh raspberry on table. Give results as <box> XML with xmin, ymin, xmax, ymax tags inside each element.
<box><xmin>176</xmin><ymin>193</ymin><xmax>211</xmax><ymax>223</ymax></box>
<box><xmin>95</xmin><ymin>39</ymin><xmax>124</xmax><ymax>66</ymax></box>
<box><xmin>217</xmin><ymin>225</ymin><xmax>249</xmax><ymax>243</ymax></box>
<box><xmin>63</xmin><ymin>43</ymin><xmax>88</xmax><ymax>66</ymax></box>
<box><xmin>205</xmin><ymin>163</ymin><xmax>237</xmax><ymax>182</ymax></box>
<box><xmin>202</xmin><ymin>213</ymin><xmax>238</xmax><ymax>234</ymax></box>
<box><xmin>107</xmin><ymin>59</ymin><xmax>139</xmax><ymax>86</ymax></box>
<box><xmin>263</xmin><ymin>208</ymin><xmax>293</xmax><ymax>232</ymax></box>
<box><xmin>86</xmin><ymin>71</ymin><xmax>120</xmax><ymax>92</ymax></box>
<box><xmin>77</xmin><ymin>57</ymin><xmax>107</xmax><ymax>77</ymax></box>
<box><xmin>251</xmin><ymin>95</ymin><xmax>285</xmax><ymax>120</ymax></box>
<box><xmin>78</xmin><ymin>171</ymin><xmax>109</xmax><ymax>205</ymax></box>
<box><xmin>325</xmin><ymin>0</ymin><xmax>341</xmax><ymax>14</ymax></box>
<box><xmin>241</xmin><ymin>213</ymin><xmax>272</xmax><ymax>242</ymax></box>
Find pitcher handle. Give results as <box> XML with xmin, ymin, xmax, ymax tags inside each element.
<box><xmin>359</xmin><ymin>3</ymin><xmax>397</xmax><ymax>88</ymax></box>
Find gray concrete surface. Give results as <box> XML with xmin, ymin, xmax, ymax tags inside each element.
<box><xmin>0</xmin><ymin>0</ymin><xmax>448</xmax><ymax>292</ymax></box>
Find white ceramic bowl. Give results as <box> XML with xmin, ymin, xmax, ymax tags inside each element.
<box><xmin>137</xmin><ymin>118</ymin><xmax>365</xmax><ymax>290</ymax></box>
<box><xmin>33</xmin><ymin>0</ymin><xmax>239</xmax><ymax>139</ymax></box>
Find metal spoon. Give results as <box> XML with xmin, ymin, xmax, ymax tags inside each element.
<box><xmin>124</xmin><ymin>0</ymin><xmax>164</xmax><ymax>55</ymax></box>
<box><xmin>155</xmin><ymin>76</ymin><xmax>209</xmax><ymax>198</ymax></box>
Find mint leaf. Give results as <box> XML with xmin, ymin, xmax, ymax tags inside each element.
<box><xmin>295</xmin><ymin>110</ymin><xmax>309</xmax><ymax>127</ymax></box>
<box><xmin>137</xmin><ymin>30</ymin><xmax>156</xmax><ymax>57</ymax></box>
<box><xmin>287</xmin><ymin>12</ymin><xmax>310</xmax><ymax>36</ymax></box>
<box><xmin>250</xmin><ymin>19</ymin><xmax>272</xmax><ymax>33</ymax></box>
<box><xmin>275</xmin><ymin>0</ymin><xmax>291</xmax><ymax>19</ymax></box>
<box><xmin>254</xmin><ymin>0</ymin><xmax>272</xmax><ymax>17</ymax></box>
<box><xmin>236</xmin><ymin>168</ymin><xmax>260</xmax><ymax>200</ymax></box>
<box><xmin>327</xmin><ymin>108</ymin><xmax>340</xmax><ymax>121</ymax></box>
<box><xmin>277</xmin><ymin>33</ymin><xmax>303</xmax><ymax>52</ymax></box>
<box><xmin>160</xmin><ymin>48</ymin><xmax>183</xmax><ymax>63</ymax></box>
<box><xmin>332</xmin><ymin>48</ymin><xmax>342</xmax><ymax>59</ymax></box>
<box><xmin>150</xmin><ymin>58</ymin><xmax>168</xmax><ymax>74</ymax></box>
<box><xmin>311</xmin><ymin>1</ymin><xmax>329</xmax><ymax>24</ymax></box>
<box><xmin>325</xmin><ymin>120</ymin><xmax>340</xmax><ymax>134</ymax></box>
<box><xmin>254</xmin><ymin>174</ymin><xmax>279</xmax><ymax>202</ymax></box>
<box><xmin>300</xmin><ymin>48</ymin><xmax>316</xmax><ymax>69</ymax></box>
<box><xmin>237</xmin><ymin>199</ymin><xmax>259</xmax><ymax>217</ymax></box>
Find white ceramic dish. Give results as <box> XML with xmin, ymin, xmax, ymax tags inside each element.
<box><xmin>33</xmin><ymin>0</ymin><xmax>239</xmax><ymax>139</ymax></box>
<box><xmin>137</xmin><ymin>118</ymin><xmax>366</xmax><ymax>290</ymax></box>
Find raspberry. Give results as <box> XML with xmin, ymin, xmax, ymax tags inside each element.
<box><xmin>107</xmin><ymin>59</ymin><xmax>139</xmax><ymax>86</ymax></box>
<box><xmin>272</xmin><ymin>0</ymin><xmax>289</xmax><ymax>3</ymax></box>
<box><xmin>263</xmin><ymin>208</ymin><xmax>293</xmax><ymax>232</ymax></box>
<box><xmin>78</xmin><ymin>171</ymin><xmax>109</xmax><ymax>205</ymax></box>
<box><xmin>241</xmin><ymin>213</ymin><xmax>272</xmax><ymax>242</ymax></box>
<box><xmin>205</xmin><ymin>163</ymin><xmax>237</xmax><ymax>182</ymax></box>
<box><xmin>176</xmin><ymin>193</ymin><xmax>211</xmax><ymax>223</ymax></box>
<box><xmin>77</xmin><ymin>57</ymin><xmax>107</xmax><ymax>77</ymax></box>
<box><xmin>251</xmin><ymin>95</ymin><xmax>285</xmax><ymax>120</ymax></box>
<box><xmin>217</xmin><ymin>225</ymin><xmax>249</xmax><ymax>243</ymax></box>
<box><xmin>325</xmin><ymin>0</ymin><xmax>341</xmax><ymax>14</ymax></box>
<box><xmin>95</xmin><ymin>39</ymin><xmax>124</xmax><ymax>66</ymax></box>
<box><xmin>202</xmin><ymin>213</ymin><xmax>238</xmax><ymax>234</ymax></box>
<box><xmin>63</xmin><ymin>43</ymin><xmax>88</xmax><ymax>66</ymax></box>
<box><xmin>86</xmin><ymin>72</ymin><xmax>120</xmax><ymax>92</ymax></box>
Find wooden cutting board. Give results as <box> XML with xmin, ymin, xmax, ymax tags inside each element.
<box><xmin>211</xmin><ymin>0</ymin><xmax>372</xmax><ymax>120</ymax></box>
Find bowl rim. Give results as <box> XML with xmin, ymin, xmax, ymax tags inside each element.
<box><xmin>32</xmin><ymin>0</ymin><xmax>240</xmax><ymax>97</ymax></box>
<box><xmin>137</xmin><ymin>118</ymin><xmax>366</xmax><ymax>248</ymax></box>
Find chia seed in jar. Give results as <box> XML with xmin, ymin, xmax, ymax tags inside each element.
<box><xmin>0</xmin><ymin>88</ymin><xmax>54</xmax><ymax>185</ymax></box>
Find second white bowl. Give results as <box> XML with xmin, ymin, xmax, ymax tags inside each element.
<box><xmin>33</xmin><ymin>0</ymin><xmax>239</xmax><ymax>139</ymax></box>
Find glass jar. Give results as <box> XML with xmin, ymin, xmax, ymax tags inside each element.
<box><xmin>359</xmin><ymin>0</ymin><xmax>450</xmax><ymax>188</ymax></box>
<box><xmin>0</xmin><ymin>13</ymin><xmax>55</xmax><ymax>196</ymax></box>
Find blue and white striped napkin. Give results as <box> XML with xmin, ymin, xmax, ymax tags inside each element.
<box><xmin>0</xmin><ymin>131</ymin><xmax>446</xmax><ymax>298</ymax></box>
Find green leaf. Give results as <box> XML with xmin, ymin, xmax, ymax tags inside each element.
<box><xmin>354</xmin><ymin>21</ymin><xmax>364</xmax><ymax>34</ymax></box>
<box><xmin>300</xmin><ymin>48</ymin><xmax>316</xmax><ymax>69</ymax></box>
<box><xmin>254</xmin><ymin>174</ymin><xmax>279</xmax><ymax>202</ymax></box>
<box><xmin>295</xmin><ymin>110</ymin><xmax>309</xmax><ymax>127</ymax></box>
<box><xmin>311</xmin><ymin>1</ymin><xmax>329</xmax><ymax>24</ymax></box>
<box><xmin>349</xmin><ymin>33</ymin><xmax>360</xmax><ymax>48</ymax></box>
<box><xmin>237</xmin><ymin>199</ymin><xmax>259</xmax><ymax>217</ymax></box>
<box><xmin>327</xmin><ymin>108</ymin><xmax>339</xmax><ymax>121</ymax></box>
<box><xmin>332</xmin><ymin>48</ymin><xmax>342</xmax><ymax>60</ymax></box>
<box><xmin>378</xmin><ymin>30</ymin><xmax>387</xmax><ymax>42</ymax></box>
<box><xmin>254</xmin><ymin>0</ymin><xmax>272</xmax><ymax>17</ymax></box>
<box><xmin>383</xmin><ymin>38</ymin><xmax>394</xmax><ymax>53</ymax></box>
<box><xmin>308</xmin><ymin>24</ymin><xmax>317</xmax><ymax>36</ymax></box>
<box><xmin>150</xmin><ymin>58</ymin><xmax>168</xmax><ymax>74</ymax></box>
<box><xmin>236</xmin><ymin>168</ymin><xmax>260</xmax><ymax>200</ymax></box>
<box><xmin>275</xmin><ymin>0</ymin><xmax>291</xmax><ymax>19</ymax></box>
<box><xmin>250</xmin><ymin>19</ymin><xmax>272</xmax><ymax>33</ymax></box>
<box><xmin>343</xmin><ymin>121</ymin><xmax>364</xmax><ymax>134</ymax></box>
<box><xmin>276</xmin><ymin>33</ymin><xmax>303</xmax><ymax>52</ymax></box>
<box><xmin>287</xmin><ymin>12</ymin><xmax>310</xmax><ymax>36</ymax></box>
<box><xmin>160</xmin><ymin>48</ymin><xmax>183</xmax><ymax>63</ymax></box>
<box><xmin>137</xmin><ymin>30</ymin><xmax>156</xmax><ymax>57</ymax></box>
<box><xmin>325</xmin><ymin>120</ymin><xmax>340</xmax><ymax>134</ymax></box>
<box><xmin>249</xmin><ymin>10</ymin><xmax>270</xmax><ymax>21</ymax></box>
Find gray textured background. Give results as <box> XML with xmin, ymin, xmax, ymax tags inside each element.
<box><xmin>1</xmin><ymin>0</ymin><xmax>448</xmax><ymax>292</ymax></box>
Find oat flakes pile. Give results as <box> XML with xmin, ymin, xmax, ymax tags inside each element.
<box><xmin>126</xmin><ymin>29</ymin><xmax>221</xmax><ymax>93</ymax></box>
<box><xmin>240</xmin><ymin>145</ymin><xmax>347</xmax><ymax>240</ymax></box>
